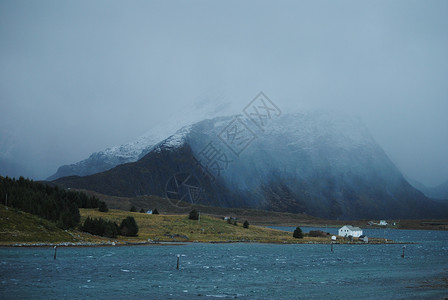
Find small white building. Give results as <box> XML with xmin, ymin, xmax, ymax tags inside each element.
<box><xmin>379</xmin><ymin>220</ymin><xmax>388</xmax><ymax>226</ymax></box>
<box><xmin>338</xmin><ymin>225</ymin><xmax>363</xmax><ymax>238</ymax></box>
<box><xmin>359</xmin><ymin>235</ymin><xmax>368</xmax><ymax>243</ymax></box>
<box><xmin>146</xmin><ymin>210</ymin><xmax>153</xmax><ymax>214</ymax></box>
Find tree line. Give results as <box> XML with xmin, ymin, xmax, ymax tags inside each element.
<box><xmin>82</xmin><ymin>216</ymin><xmax>138</xmax><ymax>238</ymax></box>
<box><xmin>0</xmin><ymin>176</ymin><xmax>105</xmax><ymax>229</ymax></box>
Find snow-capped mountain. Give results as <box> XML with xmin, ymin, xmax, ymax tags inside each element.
<box><xmin>46</xmin><ymin>134</ymin><xmax>159</xmax><ymax>180</ymax></box>
<box><xmin>54</xmin><ymin>110</ymin><xmax>447</xmax><ymax>219</ymax></box>
<box><xmin>47</xmin><ymin>91</ymin><xmax>235</xmax><ymax>180</ymax></box>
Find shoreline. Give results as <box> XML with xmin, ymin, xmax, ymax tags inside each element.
<box><xmin>0</xmin><ymin>239</ymin><xmax>414</xmax><ymax>248</ymax></box>
<box><xmin>2</xmin><ymin>206</ymin><xmax>438</xmax><ymax>248</ymax></box>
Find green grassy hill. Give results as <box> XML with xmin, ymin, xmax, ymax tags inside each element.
<box><xmin>78</xmin><ymin>190</ymin><xmax>323</xmax><ymax>227</ymax></box>
<box><xmin>0</xmin><ymin>205</ymin><xmax>113</xmax><ymax>245</ymax></box>
<box><xmin>80</xmin><ymin>209</ymin><xmax>302</xmax><ymax>243</ymax></box>
<box><xmin>0</xmin><ymin>204</ymin><xmax>76</xmax><ymax>244</ymax></box>
<box><xmin>1</xmin><ymin>204</ymin><xmax>397</xmax><ymax>245</ymax></box>
<box><xmin>0</xmin><ymin>204</ymin><xmax>315</xmax><ymax>245</ymax></box>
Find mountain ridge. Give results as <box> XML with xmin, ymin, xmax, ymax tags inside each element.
<box><xmin>406</xmin><ymin>177</ymin><xmax>448</xmax><ymax>201</ymax></box>
<box><xmin>53</xmin><ymin>111</ymin><xmax>448</xmax><ymax>219</ymax></box>
<box><xmin>47</xmin><ymin>93</ymin><xmax>235</xmax><ymax>181</ymax></box>
<box><xmin>46</xmin><ymin>135</ymin><xmax>159</xmax><ymax>181</ymax></box>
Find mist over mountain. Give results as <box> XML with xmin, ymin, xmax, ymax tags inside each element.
<box><xmin>0</xmin><ymin>157</ymin><xmax>37</xmax><ymax>180</ymax></box>
<box><xmin>53</xmin><ymin>111</ymin><xmax>447</xmax><ymax>219</ymax></box>
<box><xmin>45</xmin><ymin>94</ymin><xmax>235</xmax><ymax>181</ymax></box>
<box><xmin>407</xmin><ymin>177</ymin><xmax>448</xmax><ymax>201</ymax></box>
<box><xmin>46</xmin><ymin>135</ymin><xmax>158</xmax><ymax>181</ymax></box>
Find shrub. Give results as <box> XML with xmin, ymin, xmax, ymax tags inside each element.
<box><xmin>243</xmin><ymin>220</ymin><xmax>249</xmax><ymax>229</ymax></box>
<box><xmin>153</xmin><ymin>208</ymin><xmax>159</xmax><ymax>215</ymax></box>
<box><xmin>189</xmin><ymin>209</ymin><xmax>199</xmax><ymax>220</ymax></box>
<box><xmin>293</xmin><ymin>227</ymin><xmax>303</xmax><ymax>239</ymax></box>
<box><xmin>119</xmin><ymin>216</ymin><xmax>139</xmax><ymax>236</ymax></box>
<box><xmin>308</xmin><ymin>230</ymin><xmax>327</xmax><ymax>237</ymax></box>
<box><xmin>130</xmin><ymin>206</ymin><xmax>137</xmax><ymax>212</ymax></box>
<box><xmin>139</xmin><ymin>208</ymin><xmax>145</xmax><ymax>213</ymax></box>
<box><xmin>98</xmin><ymin>201</ymin><xmax>108</xmax><ymax>212</ymax></box>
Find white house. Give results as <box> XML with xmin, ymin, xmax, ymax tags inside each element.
<box><xmin>379</xmin><ymin>220</ymin><xmax>388</xmax><ymax>226</ymax></box>
<box><xmin>338</xmin><ymin>225</ymin><xmax>363</xmax><ymax>238</ymax></box>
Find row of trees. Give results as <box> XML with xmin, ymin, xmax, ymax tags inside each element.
<box><xmin>0</xmin><ymin>176</ymin><xmax>141</xmax><ymax>239</ymax></box>
<box><xmin>0</xmin><ymin>176</ymin><xmax>104</xmax><ymax>229</ymax></box>
<box><xmin>82</xmin><ymin>216</ymin><xmax>139</xmax><ymax>238</ymax></box>
<box><xmin>292</xmin><ymin>227</ymin><xmax>331</xmax><ymax>239</ymax></box>
<box><xmin>82</xmin><ymin>217</ymin><xmax>119</xmax><ymax>238</ymax></box>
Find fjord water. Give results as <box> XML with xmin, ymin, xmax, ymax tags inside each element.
<box><xmin>1</xmin><ymin>228</ymin><xmax>447</xmax><ymax>299</ymax></box>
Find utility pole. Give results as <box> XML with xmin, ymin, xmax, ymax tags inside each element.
<box><xmin>5</xmin><ymin>193</ymin><xmax>7</xmax><ymax>210</ymax></box>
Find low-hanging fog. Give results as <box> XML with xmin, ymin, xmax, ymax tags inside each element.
<box><xmin>1</xmin><ymin>0</ymin><xmax>447</xmax><ymax>187</ymax></box>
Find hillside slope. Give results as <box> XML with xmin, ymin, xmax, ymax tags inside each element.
<box><xmin>0</xmin><ymin>205</ymin><xmax>76</xmax><ymax>244</ymax></box>
<box><xmin>407</xmin><ymin>178</ymin><xmax>448</xmax><ymax>201</ymax></box>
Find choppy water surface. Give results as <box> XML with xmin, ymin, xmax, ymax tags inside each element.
<box><xmin>1</xmin><ymin>228</ymin><xmax>447</xmax><ymax>299</ymax></box>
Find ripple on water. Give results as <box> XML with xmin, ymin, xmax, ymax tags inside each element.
<box><xmin>0</xmin><ymin>229</ymin><xmax>447</xmax><ymax>299</ymax></box>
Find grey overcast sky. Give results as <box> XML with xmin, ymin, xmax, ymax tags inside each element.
<box><xmin>0</xmin><ymin>0</ymin><xmax>447</xmax><ymax>186</ymax></box>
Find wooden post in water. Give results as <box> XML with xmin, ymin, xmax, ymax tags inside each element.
<box><xmin>401</xmin><ymin>245</ymin><xmax>405</xmax><ymax>258</ymax></box>
<box><xmin>176</xmin><ymin>254</ymin><xmax>180</xmax><ymax>270</ymax></box>
<box><xmin>331</xmin><ymin>243</ymin><xmax>334</xmax><ymax>253</ymax></box>
<box><xmin>54</xmin><ymin>246</ymin><xmax>57</xmax><ymax>260</ymax></box>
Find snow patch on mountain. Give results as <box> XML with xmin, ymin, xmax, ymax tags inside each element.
<box><xmin>153</xmin><ymin>125</ymin><xmax>192</xmax><ymax>152</ymax></box>
<box><xmin>47</xmin><ymin>91</ymin><xmax>235</xmax><ymax>180</ymax></box>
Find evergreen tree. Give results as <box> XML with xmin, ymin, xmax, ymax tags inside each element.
<box><xmin>81</xmin><ymin>217</ymin><xmax>118</xmax><ymax>238</ymax></box>
<box><xmin>130</xmin><ymin>206</ymin><xmax>137</xmax><ymax>212</ymax></box>
<box><xmin>98</xmin><ymin>201</ymin><xmax>108</xmax><ymax>212</ymax></box>
<box><xmin>243</xmin><ymin>220</ymin><xmax>249</xmax><ymax>229</ymax></box>
<box><xmin>120</xmin><ymin>216</ymin><xmax>138</xmax><ymax>236</ymax></box>
<box><xmin>139</xmin><ymin>208</ymin><xmax>145</xmax><ymax>213</ymax></box>
<box><xmin>293</xmin><ymin>227</ymin><xmax>303</xmax><ymax>239</ymax></box>
<box><xmin>104</xmin><ymin>221</ymin><xmax>119</xmax><ymax>238</ymax></box>
<box><xmin>82</xmin><ymin>217</ymin><xmax>94</xmax><ymax>233</ymax></box>
<box><xmin>152</xmin><ymin>208</ymin><xmax>159</xmax><ymax>214</ymax></box>
<box><xmin>189</xmin><ymin>209</ymin><xmax>199</xmax><ymax>220</ymax></box>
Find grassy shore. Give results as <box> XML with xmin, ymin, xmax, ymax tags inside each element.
<box><xmin>79</xmin><ymin>209</ymin><xmax>392</xmax><ymax>245</ymax></box>
<box><xmin>81</xmin><ymin>208</ymin><xmax>299</xmax><ymax>243</ymax></box>
<box><xmin>0</xmin><ymin>205</ymin><xmax>398</xmax><ymax>246</ymax></box>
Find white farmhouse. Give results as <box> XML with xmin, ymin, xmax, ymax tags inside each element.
<box><xmin>338</xmin><ymin>225</ymin><xmax>363</xmax><ymax>238</ymax></box>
